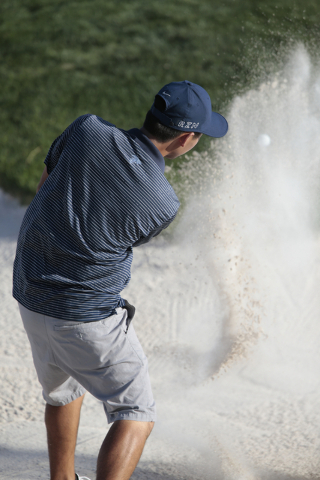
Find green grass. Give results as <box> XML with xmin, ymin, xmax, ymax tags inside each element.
<box><xmin>1</xmin><ymin>0</ymin><xmax>319</xmax><ymax>202</ymax></box>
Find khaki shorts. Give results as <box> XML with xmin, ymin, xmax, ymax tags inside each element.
<box><xmin>19</xmin><ymin>303</ymin><xmax>156</xmax><ymax>423</ymax></box>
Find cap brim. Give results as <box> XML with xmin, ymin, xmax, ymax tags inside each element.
<box><xmin>201</xmin><ymin>111</ymin><xmax>228</xmax><ymax>138</ymax></box>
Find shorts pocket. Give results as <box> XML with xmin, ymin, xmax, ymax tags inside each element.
<box><xmin>53</xmin><ymin>313</ymin><xmax>122</xmax><ymax>335</ymax></box>
<box><xmin>125</xmin><ymin>325</ymin><xmax>147</xmax><ymax>365</ymax></box>
<box><xmin>54</xmin><ymin>320</ymin><xmax>102</xmax><ymax>331</ymax></box>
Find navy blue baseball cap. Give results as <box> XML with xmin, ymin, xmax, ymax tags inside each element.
<box><xmin>151</xmin><ymin>80</ymin><xmax>228</xmax><ymax>138</ymax></box>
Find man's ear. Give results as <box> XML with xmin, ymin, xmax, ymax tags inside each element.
<box><xmin>178</xmin><ymin>132</ymin><xmax>195</xmax><ymax>147</ymax></box>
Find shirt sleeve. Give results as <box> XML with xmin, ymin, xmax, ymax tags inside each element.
<box><xmin>132</xmin><ymin>212</ymin><xmax>178</xmax><ymax>247</ymax></box>
<box><xmin>44</xmin><ymin>114</ymin><xmax>91</xmax><ymax>174</ymax></box>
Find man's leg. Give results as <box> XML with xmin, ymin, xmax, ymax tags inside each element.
<box><xmin>96</xmin><ymin>420</ymin><xmax>154</xmax><ymax>480</ymax></box>
<box><xmin>45</xmin><ymin>394</ymin><xmax>85</xmax><ymax>480</ymax></box>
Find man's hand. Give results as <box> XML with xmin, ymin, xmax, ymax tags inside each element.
<box><xmin>37</xmin><ymin>166</ymin><xmax>49</xmax><ymax>193</ymax></box>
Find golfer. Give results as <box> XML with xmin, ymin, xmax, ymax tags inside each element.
<box><xmin>13</xmin><ymin>80</ymin><xmax>228</xmax><ymax>480</ymax></box>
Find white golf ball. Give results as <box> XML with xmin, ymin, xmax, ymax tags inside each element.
<box><xmin>257</xmin><ymin>134</ymin><xmax>271</xmax><ymax>146</ymax></box>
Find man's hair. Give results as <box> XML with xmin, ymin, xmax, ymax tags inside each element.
<box><xmin>143</xmin><ymin>95</ymin><xmax>202</xmax><ymax>143</ymax></box>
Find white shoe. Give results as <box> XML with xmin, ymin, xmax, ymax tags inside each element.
<box><xmin>75</xmin><ymin>474</ymin><xmax>91</xmax><ymax>480</ymax></box>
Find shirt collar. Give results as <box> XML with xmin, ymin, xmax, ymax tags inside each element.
<box><xmin>126</xmin><ymin>128</ymin><xmax>165</xmax><ymax>174</ymax></box>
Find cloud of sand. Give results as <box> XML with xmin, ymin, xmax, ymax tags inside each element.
<box><xmin>130</xmin><ymin>44</ymin><xmax>320</xmax><ymax>479</ymax></box>
<box><xmin>173</xmin><ymin>43</ymin><xmax>320</xmax><ymax>378</ymax></box>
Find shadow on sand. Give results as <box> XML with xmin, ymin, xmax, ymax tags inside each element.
<box><xmin>0</xmin><ymin>445</ymin><xmax>203</xmax><ymax>480</ymax></box>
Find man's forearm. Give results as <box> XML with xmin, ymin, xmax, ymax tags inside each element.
<box><xmin>37</xmin><ymin>166</ymin><xmax>49</xmax><ymax>193</ymax></box>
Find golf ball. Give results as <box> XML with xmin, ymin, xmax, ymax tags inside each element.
<box><xmin>257</xmin><ymin>134</ymin><xmax>271</xmax><ymax>146</ymax></box>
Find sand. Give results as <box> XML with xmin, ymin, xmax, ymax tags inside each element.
<box><xmin>1</xmin><ymin>44</ymin><xmax>320</xmax><ymax>479</ymax></box>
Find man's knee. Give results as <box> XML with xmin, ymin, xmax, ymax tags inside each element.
<box><xmin>121</xmin><ymin>419</ymin><xmax>154</xmax><ymax>440</ymax></box>
<box><xmin>131</xmin><ymin>420</ymin><xmax>154</xmax><ymax>440</ymax></box>
<box><xmin>145</xmin><ymin>421</ymin><xmax>154</xmax><ymax>438</ymax></box>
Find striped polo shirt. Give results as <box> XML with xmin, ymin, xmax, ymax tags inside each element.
<box><xmin>13</xmin><ymin>114</ymin><xmax>180</xmax><ymax>321</ymax></box>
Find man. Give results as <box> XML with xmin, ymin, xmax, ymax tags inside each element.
<box><xmin>13</xmin><ymin>80</ymin><xmax>228</xmax><ymax>480</ymax></box>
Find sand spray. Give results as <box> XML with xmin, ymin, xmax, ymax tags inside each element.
<box><xmin>129</xmin><ymin>44</ymin><xmax>320</xmax><ymax>478</ymax></box>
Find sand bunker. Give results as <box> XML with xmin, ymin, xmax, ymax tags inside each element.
<box><xmin>1</xmin><ymin>44</ymin><xmax>320</xmax><ymax>479</ymax></box>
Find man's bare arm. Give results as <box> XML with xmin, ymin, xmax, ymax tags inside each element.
<box><xmin>36</xmin><ymin>166</ymin><xmax>49</xmax><ymax>193</ymax></box>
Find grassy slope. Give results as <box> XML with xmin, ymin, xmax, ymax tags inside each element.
<box><xmin>0</xmin><ymin>0</ymin><xmax>319</xmax><ymax>202</ymax></box>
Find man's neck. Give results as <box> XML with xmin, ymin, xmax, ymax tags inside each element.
<box><xmin>140</xmin><ymin>127</ymin><xmax>170</xmax><ymax>158</ymax></box>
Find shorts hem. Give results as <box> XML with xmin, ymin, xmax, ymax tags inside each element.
<box><xmin>106</xmin><ymin>411</ymin><xmax>156</xmax><ymax>424</ymax></box>
<box><xmin>43</xmin><ymin>387</ymin><xmax>87</xmax><ymax>406</ymax></box>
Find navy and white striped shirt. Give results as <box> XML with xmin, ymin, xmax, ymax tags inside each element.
<box><xmin>13</xmin><ymin>115</ymin><xmax>180</xmax><ymax>321</ymax></box>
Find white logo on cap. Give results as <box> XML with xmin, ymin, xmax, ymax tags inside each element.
<box><xmin>178</xmin><ymin>121</ymin><xmax>200</xmax><ymax>129</ymax></box>
<box><xmin>162</xmin><ymin>91</ymin><xmax>171</xmax><ymax>96</ymax></box>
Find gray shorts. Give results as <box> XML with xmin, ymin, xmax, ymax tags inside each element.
<box><xmin>19</xmin><ymin>303</ymin><xmax>156</xmax><ymax>423</ymax></box>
